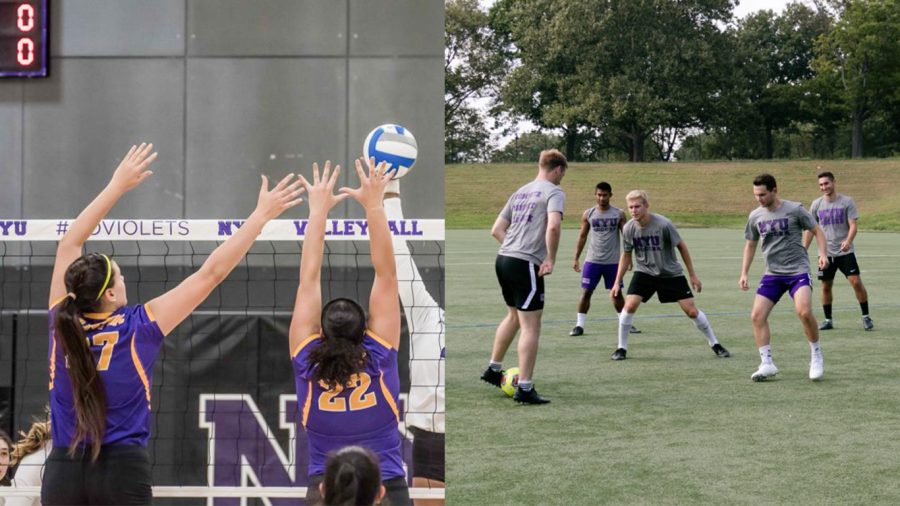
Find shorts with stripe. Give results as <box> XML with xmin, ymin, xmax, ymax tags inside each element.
<box><xmin>495</xmin><ymin>255</ymin><xmax>544</xmax><ymax>311</ymax></box>
<box><xmin>626</xmin><ymin>271</ymin><xmax>694</xmax><ymax>303</ymax></box>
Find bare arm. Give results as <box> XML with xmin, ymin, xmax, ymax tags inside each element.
<box><xmin>573</xmin><ymin>210</ymin><xmax>590</xmax><ymax>272</ymax></box>
<box><xmin>739</xmin><ymin>240</ymin><xmax>758</xmax><ymax>291</ymax></box>
<box><xmin>539</xmin><ymin>211</ymin><xmax>562</xmax><ymax>276</ymax></box>
<box><xmin>676</xmin><ymin>240</ymin><xmax>701</xmax><ymax>293</ymax></box>
<box><xmin>802</xmin><ymin>230</ymin><xmax>813</xmax><ymax>250</ymax></box>
<box><xmin>50</xmin><ymin>144</ymin><xmax>157</xmax><ymax>307</ymax></box>
<box><xmin>491</xmin><ymin>216</ymin><xmax>510</xmax><ymax>244</ymax></box>
<box><xmin>812</xmin><ymin>225</ymin><xmax>829</xmax><ymax>270</ymax></box>
<box><xmin>148</xmin><ymin>174</ymin><xmax>304</xmax><ymax>337</ymax></box>
<box><xmin>288</xmin><ymin>162</ymin><xmax>347</xmax><ymax>354</ymax></box>
<box><xmin>841</xmin><ymin>218</ymin><xmax>857</xmax><ymax>252</ymax></box>
<box><xmin>340</xmin><ymin>159</ymin><xmax>400</xmax><ymax>349</ymax></box>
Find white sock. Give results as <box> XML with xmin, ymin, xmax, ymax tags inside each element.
<box><xmin>576</xmin><ymin>313</ymin><xmax>586</xmax><ymax>327</ymax></box>
<box><xmin>809</xmin><ymin>340</ymin><xmax>822</xmax><ymax>357</ymax></box>
<box><xmin>618</xmin><ymin>312</ymin><xmax>634</xmax><ymax>349</ymax></box>
<box><xmin>518</xmin><ymin>380</ymin><xmax>533</xmax><ymax>391</ymax></box>
<box><xmin>489</xmin><ymin>361</ymin><xmax>502</xmax><ymax>372</ymax></box>
<box><xmin>692</xmin><ymin>310</ymin><xmax>719</xmax><ymax>346</ymax></box>
<box><xmin>759</xmin><ymin>345</ymin><xmax>773</xmax><ymax>365</ymax></box>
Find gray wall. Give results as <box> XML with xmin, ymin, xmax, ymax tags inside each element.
<box><xmin>0</xmin><ymin>0</ymin><xmax>444</xmax><ymax>220</ymax></box>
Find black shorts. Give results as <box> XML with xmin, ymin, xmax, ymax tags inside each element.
<box><xmin>818</xmin><ymin>252</ymin><xmax>861</xmax><ymax>281</ymax></box>
<box><xmin>410</xmin><ymin>426</ymin><xmax>445</xmax><ymax>482</ymax></box>
<box><xmin>307</xmin><ymin>474</ymin><xmax>410</xmax><ymax>506</ymax></box>
<box><xmin>42</xmin><ymin>445</ymin><xmax>152</xmax><ymax>505</ymax></box>
<box><xmin>626</xmin><ymin>271</ymin><xmax>694</xmax><ymax>303</ymax></box>
<box><xmin>495</xmin><ymin>255</ymin><xmax>544</xmax><ymax>311</ymax></box>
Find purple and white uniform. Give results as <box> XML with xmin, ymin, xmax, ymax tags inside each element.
<box><xmin>49</xmin><ymin>302</ymin><xmax>164</xmax><ymax>448</ymax></box>
<box><xmin>292</xmin><ymin>331</ymin><xmax>404</xmax><ymax>480</ymax></box>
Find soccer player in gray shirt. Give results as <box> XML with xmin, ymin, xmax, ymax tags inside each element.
<box><xmin>609</xmin><ymin>190</ymin><xmax>729</xmax><ymax>361</ymax></box>
<box><xmin>570</xmin><ymin>182</ymin><xmax>640</xmax><ymax>336</ymax></box>
<box><xmin>740</xmin><ymin>173</ymin><xmax>829</xmax><ymax>382</ymax></box>
<box><xmin>802</xmin><ymin>170</ymin><xmax>873</xmax><ymax>331</ymax></box>
<box><xmin>480</xmin><ymin>149</ymin><xmax>567</xmax><ymax>404</ymax></box>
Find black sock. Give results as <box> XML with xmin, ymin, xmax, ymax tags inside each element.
<box><xmin>823</xmin><ymin>304</ymin><xmax>832</xmax><ymax>320</ymax></box>
<box><xmin>860</xmin><ymin>302</ymin><xmax>869</xmax><ymax>316</ymax></box>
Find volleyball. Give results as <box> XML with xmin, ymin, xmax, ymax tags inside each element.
<box><xmin>363</xmin><ymin>124</ymin><xmax>417</xmax><ymax>179</ymax></box>
<box><xmin>500</xmin><ymin>367</ymin><xmax>520</xmax><ymax>397</ymax></box>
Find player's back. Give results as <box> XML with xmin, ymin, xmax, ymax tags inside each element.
<box><xmin>49</xmin><ymin>303</ymin><xmax>164</xmax><ymax>447</ymax></box>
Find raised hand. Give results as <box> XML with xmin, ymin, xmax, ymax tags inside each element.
<box><xmin>254</xmin><ymin>173</ymin><xmax>305</xmax><ymax>221</ymax></box>
<box><xmin>340</xmin><ymin>157</ymin><xmax>392</xmax><ymax>210</ymax></box>
<box><xmin>299</xmin><ymin>161</ymin><xmax>348</xmax><ymax>215</ymax></box>
<box><xmin>109</xmin><ymin>143</ymin><xmax>158</xmax><ymax>192</ymax></box>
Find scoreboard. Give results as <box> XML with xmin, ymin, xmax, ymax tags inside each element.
<box><xmin>0</xmin><ymin>0</ymin><xmax>47</xmax><ymax>77</ymax></box>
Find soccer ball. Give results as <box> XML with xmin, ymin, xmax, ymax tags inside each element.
<box><xmin>500</xmin><ymin>367</ymin><xmax>520</xmax><ymax>397</ymax></box>
<box><xmin>362</xmin><ymin>124</ymin><xmax>417</xmax><ymax>179</ymax></box>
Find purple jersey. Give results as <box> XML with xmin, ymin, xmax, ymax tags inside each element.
<box><xmin>292</xmin><ymin>331</ymin><xmax>404</xmax><ymax>479</ymax></box>
<box><xmin>48</xmin><ymin>301</ymin><xmax>165</xmax><ymax>448</ymax></box>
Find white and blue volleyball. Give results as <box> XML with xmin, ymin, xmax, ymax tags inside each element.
<box><xmin>363</xmin><ymin>124</ymin><xmax>417</xmax><ymax>179</ymax></box>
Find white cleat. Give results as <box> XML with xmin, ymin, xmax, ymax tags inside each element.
<box><xmin>809</xmin><ymin>355</ymin><xmax>824</xmax><ymax>381</ymax></box>
<box><xmin>751</xmin><ymin>363</ymin><xmax>779</xmax><ymax>382</ymax></box>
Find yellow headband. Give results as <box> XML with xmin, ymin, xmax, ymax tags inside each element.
<box><xmin>96</xmin><ymin>254</ymin><xmax>112</xmax><ymax>301</ymax></box>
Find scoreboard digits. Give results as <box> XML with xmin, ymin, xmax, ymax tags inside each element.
<box><xmin>0</xmin><ymin>0</ymin><xmax>47</xmax><ymax>77</ymax></box>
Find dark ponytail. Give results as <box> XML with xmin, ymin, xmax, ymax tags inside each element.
<box><xmin>322</xmin><ymin>446</ymin><xmax>382</xmax><ymax>506</ymax></box>
<box><xmin>309</xmin><ymin>298</ymin><xmax>368</xmax><ymax>390</ymax></box>
<box><xmin>53</xmin><ymin>252</ymin><xmax>113</xmax><ymax>461</ymax></box>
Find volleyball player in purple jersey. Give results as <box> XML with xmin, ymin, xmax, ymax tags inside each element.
<box><xmin>43</xmin><ymin>143</ymin><xmax>304</xmax><ymax>505</ymax></box>
<box><xmin>289</xmin><ymin>159</ymin><xmax>410</xmax><ymax>506</ymax></box>
<box><xmin>740</xmin><ymin>174</ymin><xmax>829</xmax><ymax>382</ymax></box>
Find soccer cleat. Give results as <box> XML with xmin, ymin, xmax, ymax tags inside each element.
<box><xmin>750</xmin><ymin>363</ymin><xmax>779</xmax><ymax>382</ymax></box>
<box><xmin>569</xmin><ymin>326</ymin><xmax>584</xmax><ymax>336</ymax></box>
<box><xmin>611</xmin><ymin>348</ymin><xmax>627</xmax><ymax>361</ymax></box>
<box><xmin>818</xmin><ymin>319</ymin><xmax>833</xmax><ymax>330</ymax></box>
<box><xmin>629</xmin><ymin>325</ymin><xmax>642</xmax><ymax>334</ymax></box>
<box><xmin>711</xmin><ymin>343</ymin><xmax>731</xmax><ymax>358</ymax></box>
<box><xmin>809</xmin><ymin>355</ymin><xmax>824</xmax><ymax>381</ymax></box>
<box><xmin>513</xmin><ymin>386</ymin><xmax>550</xmax><ymax>404</ymax></box>
<box><xmin>862</xmin><ymin>316</ymin><xmax>874</xmax><ymax>331</ymax></box>
<box><xmin>480</xmin><ymin>367</ymin><xmax>503</xmax><ymax>388</ymax></box>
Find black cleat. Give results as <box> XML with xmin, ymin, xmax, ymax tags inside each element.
<box><xmin>480</xmin><ymin>367</ymin><xmax>503</xmax><ymax>387</ymax></box>
<box><xmin>712</xmin><ymin>343</ymin><xmax>731</xmax><ymax>358</ymax></box>
<box><xmin>629</xmin><ymin>326</ymin><xmax>642</xmax><ymax>334</ymax></box>
<box><xmin>862</xmin><ymin>316</ymin><xmax>874</xmax><ymax>331</ymax></box>
<box><xmin>569</xmin><ymin>326</ymin><xmax>584</xmax><ymax>336</ymax></box>
<box><xmin>513</xmin><ymin>386</ymin><xmax>550</xmax><ymax>404</ymax></box>
<box><xmin>611</xmin><ymin>348</ymin><xmax>627</xmax><ymax>360</ymax></box>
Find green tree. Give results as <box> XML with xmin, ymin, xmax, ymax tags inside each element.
<box><xmin>445</xmin><ymin>0</ymin><xmax>507</xmax><ymax>163</ymax></box>
<box><xmin>812</xmin><ymin>0</ymin><xmax>900</xmax><ymax>157</ymax></box>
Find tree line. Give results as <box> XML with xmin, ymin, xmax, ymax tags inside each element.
<box><xmin>445</xmin><ymin>0</ymin><xmax>900</xmax><ymax>163</ymax></box>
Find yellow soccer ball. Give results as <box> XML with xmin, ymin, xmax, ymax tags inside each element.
<box><xmin>500</xmin><ymin>367</ymin><xmax>520</xmax><ymax>397</ymax></box>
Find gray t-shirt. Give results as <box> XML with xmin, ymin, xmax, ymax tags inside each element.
<box><xmin>745</xmin><ymin>200</ymin><xmax>817</xmax><ymax>275</ymax></box>
<box><xmin>622</xmin><ymin>213</ymin><xmax>684</xmax><ymax>277</ymax></box>
<box><xmin>498</xmin><ymin>179</ymin><xmax>566</xmax><ymax>265</ymax></box>
<box><xmin>585</xmin><ymin>205</ymin><xmax>625</xmax><ymax>264</ymax></box>
<box><xmin>809</xmin><ymin>194</ymin><xmax>859</xmax><ymax>257</ymax></box>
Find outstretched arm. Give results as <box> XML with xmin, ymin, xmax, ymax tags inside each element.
<box><xmin>49</xmin><ymin>144</ymin><xmax>157</xmax><ymax>307</ymax></box>
<box><xmin>341</xmin><ymin>158</ymin><xmax>400</xmax><ymax>348</ymax></box>
<box><xmin>148</xmin><ymin>174</ymin><xmax>304</xmax><ymax>336</ymax></box>
<box><xmin>287</xmin><ymin>162</ymin><xmax>347</xmax><ymax>353</ymax></box>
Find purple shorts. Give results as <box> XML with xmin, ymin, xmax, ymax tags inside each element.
<box><xmin>757</xmin><ymin>273</ymin><xmax>812</xmax><ymax>303</ymax></box>
<box><xmin>581</xmin><ymin>261</ymin><xmax>620</xmax><ymax>290</ymax></box>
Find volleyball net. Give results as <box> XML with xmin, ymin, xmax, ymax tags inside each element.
<box><xmin>0</xmin><ymin>216</ymin><xmax>445</xmax><ymax>504</ymax></box>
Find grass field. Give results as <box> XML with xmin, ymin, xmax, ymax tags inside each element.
<box><xmin>446</xmin><ymin>228</ymin><xmax>900</xmax><ymax>505</ymax></box>
<box><xmin>446</xmin><ymin>159</ymin><xmax>900</xmax><ymax>230</ymax></box>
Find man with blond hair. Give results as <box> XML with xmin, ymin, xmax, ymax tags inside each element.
<box><xmin>480</xmin><ymin>149</ymin><xmax>567</xmax><ymax>404</ymax></box>
<box><xmin>610</xmin><ymin>190</ymin><xmax>730</xmax><ymax>361</ymax></box>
